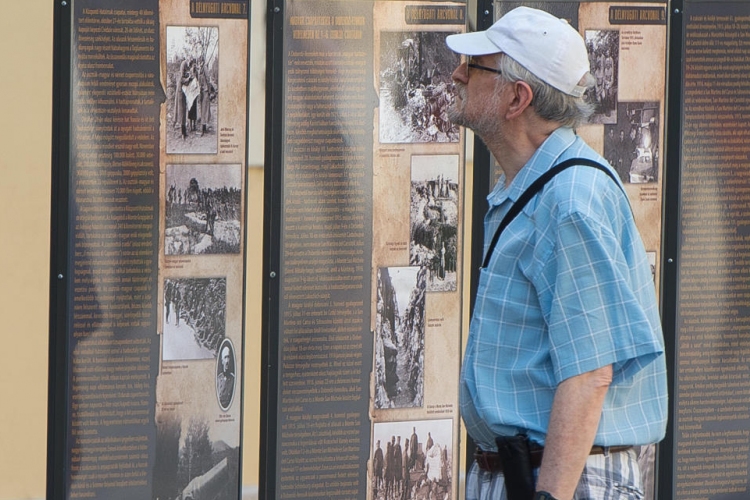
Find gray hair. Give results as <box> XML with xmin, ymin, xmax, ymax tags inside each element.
<box><xmin>493</xmin><ymin>54</ymin><xmax>595</xmax><ymax>128</ymax></box>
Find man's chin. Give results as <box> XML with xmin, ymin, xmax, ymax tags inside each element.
<box><xmin>447</xmin><ymin>106</ymin><xmax>465</xmax><ymax>128</ymax></box>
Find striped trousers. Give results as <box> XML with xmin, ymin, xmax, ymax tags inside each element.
<box><xmin>466</xmin><ymin>447</ymin><xmax>645</xmax><ymax>500</ymax></box>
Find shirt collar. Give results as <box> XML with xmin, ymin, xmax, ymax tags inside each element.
<box><xmin>486</xmin><ymin>127</ymin><xmax>577</xmax><ymax>208</ymax></box>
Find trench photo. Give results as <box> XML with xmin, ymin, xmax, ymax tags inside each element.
<box><xmin>374</xmin><ymin>266</ymin><xmax>426</xmax><ymax>409</ymax></box>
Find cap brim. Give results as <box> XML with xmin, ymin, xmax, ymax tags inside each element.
<box><xmin>446</xmin><ymin>30</ymin><xmax>501</xmax><ymax>56</ymax></box>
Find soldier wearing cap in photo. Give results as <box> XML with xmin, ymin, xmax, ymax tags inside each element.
<box><xmin>445</xmin><ymin>7</ymin><xmax>667</xmax><ymax>500</ymax></box>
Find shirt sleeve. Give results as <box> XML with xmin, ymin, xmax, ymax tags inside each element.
<box><xmin>537</xmin><ymin>210</ymin><xmax>663</xmax><ymax>384</ymax></box>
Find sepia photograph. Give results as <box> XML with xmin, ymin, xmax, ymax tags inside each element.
<box><xmin>165</xmin><ymin>163</ymin><xmax>242</xmax><ymax>255</ymax></box>
<box><xmin>371</xmin><ymin>419</ymin><xmax>453</xmax><ymax>500</ymax></box>
<box><xmin>162</xmin><ymin>277</ymin><xmax>227</xmax><ymax>361</ymax></box>
<box><xmin>409</xmin><ymin>155</ymin><xmax>459</xmax><ymax>292</ymax></box>
<box><xmin>166</xmin><ymin>26</ymin><xmax>219</xmax><ymax>154</ymax></box>
<box><xmin>153</xmin><ymin>415</ymin><xmax>240</xmax><ymax>500</ymax></box>
<box><xmin>585</xmin><ymin>29</ymin><xmax>619</xmax><ymax>124</ymax></box>
<box><xmin>379</xmin><ymin>31</ymin><xmax>461</xmax><ymax>143</ymax></box>
<box><xmin>216</xmin><ymin>338</ymin><xmax>236</xmax><ymax>411</ymax></box>
<box><xmin>374</xmin><ymin>266</ymin><xmax>426</xmax><ymax>410</ymax></box>
<box><xmin>603</xmin><ymin>101</ymin><xmax>660</xmax><ymax>184</ymax></box>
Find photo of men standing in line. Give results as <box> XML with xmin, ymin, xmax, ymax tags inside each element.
<box><xmin>371</xmin><ymin>419</ymin><xmax>453</xmax><ymax>500</ymax></box>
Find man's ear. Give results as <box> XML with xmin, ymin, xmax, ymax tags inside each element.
<box><xmin>505</xmin><ymin>80</ymin><xmax>534</xmax><ymax>120</ymax></box>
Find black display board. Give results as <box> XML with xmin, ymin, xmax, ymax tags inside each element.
<box><xmin>663</xmin><ymin>1</ymin><xmax>750</xmax><ymax>498</ymax></box>
<box><xmin>262</xmin><ymin>1</ymin><xmax>468</xmax><ymax>499</ymax></box>
<box><xmin>48</xmin><ymin>1</ymin><xmax>250</xmax><ymax>499</ymax></box>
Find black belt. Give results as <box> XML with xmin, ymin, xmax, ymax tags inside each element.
<box><xmin>474</xmin><ymin>444</ymin><xmax>633</xmax><ymax>473</ymax></box>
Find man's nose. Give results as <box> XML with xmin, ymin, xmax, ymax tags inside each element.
<box><xmin>451</xmin><ymin>62</ymin><xmax>468</xmax><ymax>84</ymax></box>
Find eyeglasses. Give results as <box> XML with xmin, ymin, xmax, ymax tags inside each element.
<box><xmin>467</xmin><ymin>58</ymin><xmax>503</xmax><ymax>76</ymax></box>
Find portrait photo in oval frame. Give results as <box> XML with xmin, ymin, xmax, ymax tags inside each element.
<box><xmin>216</xmin><ymin>337</ymin><xmax>236</xmax><ymax>411</ymax></box>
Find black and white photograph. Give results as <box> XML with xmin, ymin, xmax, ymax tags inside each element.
<box><xmin>374</xmin><ymin>266</ymin><xmax>426</xmax><ymax>410</ymax></box>
<box><xmin>410</xmin><ymin>155</ymin><xmax>459</xmax><ymax>292</ymax></box>
<box><xmin>153</xmin><ymin>415</ymin><xmax>240</xmax><ymax>500</ymax></box>
<box><xmin>165</xmin><ymin>163</ymin><xmax>242</xmax><ymax>255</ymax></box>
<box><xmin>371</xmin><ymin>419</ymin><xmax>453</xmax><ymax>500</ymax></box>
<box><xmin>603</xmin><ymin>101</ymin><xmax>660</xmax><ymax>184</ymax></box>
<box><xmin>216</xmin><ymin>338</ymin><xmax>236</xmax><ymax>411</ymax></box>
<box><xmin>585</xmin><ymin>29</ymin><xmax>619</xmax><ymax>124</ymax></box>
<box><xmin>166</xmin><ymin>26</ymin><xmax>219</xmax><ymax>154</ymax></box>
<box><xmin>647</xmin><ymin>251</ymin><xmax>656</xmax><ymax>283</ymax></box>
<box><xmin>162</xmin><ymin>277</ymin><xmax>227</xmax><ymax>361</ymax></box>
<box><xmin>379</xmin><ymin>31</ymin><xmax>461</xmax><ymax>143</ymax></box>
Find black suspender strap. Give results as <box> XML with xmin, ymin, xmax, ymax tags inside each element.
<box><xmin>481</xmin><ymin>158</ymin><xmax>624</xmax><ymax>269</ymax></box>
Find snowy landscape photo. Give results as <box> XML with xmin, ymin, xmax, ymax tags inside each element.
<box><xmin>165</xmin><ymin>164</ymin><xmax>242</xmax><ymax>255</ymax></box>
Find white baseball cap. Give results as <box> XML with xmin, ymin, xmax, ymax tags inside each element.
<box><xmin>446</xmin><ymin>6</ymin><xmax>589</xmax><ymax>97</ymax></box>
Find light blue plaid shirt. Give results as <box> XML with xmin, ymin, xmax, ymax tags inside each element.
<box><xmin>461</xmin><ymin>127</ymin><xmax>668</xmax><ymax>451</ymax></box>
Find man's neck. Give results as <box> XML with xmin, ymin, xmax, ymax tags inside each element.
<box><xmin>486</xmin><ymin>120</ymin><xmax>560</xmax><ymax>187</ymax></box>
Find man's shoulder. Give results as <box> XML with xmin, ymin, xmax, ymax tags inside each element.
<box><xmin>538</xmin><ymin>155</ymin><xmax>626</xmax><ymax>220</ymax></box>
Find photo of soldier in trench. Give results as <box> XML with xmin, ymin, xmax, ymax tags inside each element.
<box><xmin>379</xmin><ymin>31</ymin><xmax>461</xmax><ymax>143</ymax></box>
<box><xmin>374</xmin><ymin>266</ymin><xmax>426</xmax><ymax>409</ymax></box>
<box><xmin>409</xmin><ymin>155</ymin><xmax>459</xmax><ymax>292</ymax></box>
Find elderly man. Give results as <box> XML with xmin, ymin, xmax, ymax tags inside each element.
<box><xmin>217</xmin><ymin>344</ymin><xmax>235</xmax><ymax>409</ymax></box>
<box><xmin>445</xmin><ymin>7</ymin><xmax>667</xmax><ymax>500</ymax></box>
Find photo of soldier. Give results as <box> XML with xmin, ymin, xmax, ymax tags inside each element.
<box><xmin>409</xmin><ymin>155</ymin><xmax>459</xmax><ymax>292</ymax></box>
<box><xmin>166</xmin><ymin>26</ymin><xmax>219</xmax><ymax>154</ymax></box>
<box><xmin>216</xmin><ymin>338</ymin><xmax>236</xmax><ymax>410</ymax></box>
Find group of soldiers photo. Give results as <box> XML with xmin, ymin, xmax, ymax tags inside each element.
<box><xmin>372</xmin><ymin>427</ymin><xmax>452</xmax><ymax>500</ymax></box>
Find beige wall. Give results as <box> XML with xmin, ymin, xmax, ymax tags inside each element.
<box><xmin>0</xmin><ymin>1</ymin><xmax>265</xmax><ymax>498</ymax></box>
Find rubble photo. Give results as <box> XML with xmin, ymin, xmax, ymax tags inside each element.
<box><xmin>379</xmin><ymin>31</ymin><xmax>461</xmax><ymax>143</ymax></box>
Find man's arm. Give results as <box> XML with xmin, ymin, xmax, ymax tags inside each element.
<box><xmin>534</xmin><ymin>364</ymin><xmax>613</xmax><ymax>500</ymax></box>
